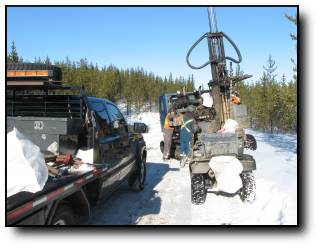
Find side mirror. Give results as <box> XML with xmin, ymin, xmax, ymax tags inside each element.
<box><xmin>133</xmin><ymin>122</ymin><xmax>148</xmax><ymax>133</ymax></box>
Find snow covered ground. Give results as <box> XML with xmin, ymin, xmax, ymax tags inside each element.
<box><xmin>82</xmin><ymin>112</ymin><xmax>297</xmax><ymax>225</ymax></box>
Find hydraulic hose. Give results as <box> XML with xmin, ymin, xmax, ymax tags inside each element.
<box><xmin>186</xmin><ymin>32</ymin><xmax>242</xmax><ymax>70</ymax></box>
<box><xmin>222</xmin><ymin>32</ymin><xmax>242</xmax><ymax>64</ymax></box>
<box><xmin>186</xmin><ymin>33</ymin><xmax>211</xmax><ymax>70</ymax></box>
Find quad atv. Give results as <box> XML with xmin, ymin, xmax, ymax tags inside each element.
<box><xmin>159</xmin><ymin>90</ymin><xmax>257</xmax><ymax>204</ymax></box>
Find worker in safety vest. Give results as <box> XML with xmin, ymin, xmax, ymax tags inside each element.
<box><xmin>179</xmin><ymin>107</ymin><xmax>197</xmax><ymax>167</ymax></box>
<box><xmin>231</xmin><ymin>91</ymin><xmax>241</xmax><ymax>105</ymax></box>
<box><xmin>162</xmin><ymin>108</ymin><xmax>177</xmax><ymax>160</ymax></box>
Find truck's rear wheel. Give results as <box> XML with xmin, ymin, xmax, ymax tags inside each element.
<box><xmin>128</xmin><ymin>155</ymin><xmax>146</xmax><ymax>192</ymax></box>
<box><xmin>172</xmin><ymin>145</ymin><xmax>181</xmax><ymax>160</ymax></box>
<box><xmin>160</xmin><ymin>141</ymin><xmax>164</xmax><ymax>154</ymax></box>
<box><xmin>51</xmin><ymin>205</ymin><xmax>75</xmax><ymax>225</ymax></box>
<box><xmin>191</xmin><ymin>174</ymin><xmax>207</xmax><ymax>205</ymax></box>
<box><xmin>240</xmin><ymin>172</ymin><xmax>256</xmax><ymax>203</ymax></box>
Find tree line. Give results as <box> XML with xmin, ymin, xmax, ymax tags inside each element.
<box><xmin>238</xmin><ymin>55</ymin><xmax>297</xmax><ymax>133</ymax></box>
<box><xmin>6</xmin><ymin>41</ymin><xmax>195</xmax><ymax>114</ymax></box>
<box><xmin>6</xmin><ymin>42</ymin><xmax>296</xmax><ymax>133</ymax></box>
<box><xmin>237</xmin><ymin>13</ymin><xmax>297</xmax><ymax>133</ymax></box>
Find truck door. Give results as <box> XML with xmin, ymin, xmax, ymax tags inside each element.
<box><xmin>159</xmin><ymin>94</ymin><xmax>176</xmax><ymax>132</ymax></box>
<box><xmin>105</xmin><ymin>102</ymin><xmax>135</xmax><ymax>181</ymax></box>
<box><xmin>88</xmin><ymin>99</ymin><xmax>120</xmax><ymax>192</ymax></box>
<box><xmin>159</xmin><ymin>95</ymin><xmax>166</xmax><ymax>132</ymax></box>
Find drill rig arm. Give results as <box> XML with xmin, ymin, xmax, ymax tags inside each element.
<box><xmin>186</xmin><ymin>7</ymin><xmax>252</xmax><ymax>127</ymax></box>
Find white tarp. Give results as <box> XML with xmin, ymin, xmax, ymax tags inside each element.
<box><xmin>201</xmin><ymin>92</ymin><xmax>213</xmax><ymax>108</ymax></box>
<box><xmin>209</xmin><ymin>156</ymin><xmax>243</xmax><ymax>194</ymax></box>
<box><xmin>47</xmin><ymin>141</ymin><xmax>59</xmax><ymax>155</ymax></box>
<box><xmin>7</xmin><ymin>128</ymin><xmax>48</xmax><ymax>197</ymax></box>
<box><xmin>220</xmin><ymin>119</ymin><xmax>239</xmax><ymax>133</ymax></box>
<box><xmin>69</xmin><ymin>163</ymin><xmax>93</xmax><ymax>174</ymax></box>
<box><xmin>76</xmin><ymin>148</ymin><xmax>94</xmax><ymax>164</ymax></box>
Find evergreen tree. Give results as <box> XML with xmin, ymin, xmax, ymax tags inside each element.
<box><xmin>8</xmin><ymin>41</ymin><xmax>19</xmax><ymax>63</ymax></box>
<box><xmin>285</xmin><ymin>13</ymin><xmax>297</xmax><ymax>82</ymax></box>
<box><xmin>262</xmin><ymin>55</ymin><xmax>278</xmax><ymax>133</ymax></box>
<box><xmin>44</xmin><ymin>55</ymin><xmax>51</xmax><ymax>65</ymax></box>
<box><xmin>5</xmin><ymin>43</ymin><xmax>194</xmax><ymax>115</ymax></box>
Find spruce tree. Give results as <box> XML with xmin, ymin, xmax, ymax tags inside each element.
<box><xmin>8</xmin><ymin>41</ymin><xmax>19</xmax><ymax>63</ymax></box>
<box><xmin>285</xmin><ymin>13</ymin><xmax>297</xmax><ymax>82</ymax></box>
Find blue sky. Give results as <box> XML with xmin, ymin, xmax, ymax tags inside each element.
<box><xmin>7</xmin><ymin>6</ymin><xmax>297</xmax><ymax>87</ymax></box>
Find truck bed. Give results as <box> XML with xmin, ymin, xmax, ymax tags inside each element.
<box><xmin>7</xmin><ymin>172</ymin><xmax>88</xmax><ymax>212</ymax></box>
<box><xmin>6</xmin><ymin>163</ymin><xmax>109</xmax><ymax>224</ymax></box>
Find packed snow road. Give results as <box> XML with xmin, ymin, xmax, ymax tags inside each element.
<box><xmin>81</xmin><ymin>112</ymin><xmax>297</xmax><ymax>225</ymax></box>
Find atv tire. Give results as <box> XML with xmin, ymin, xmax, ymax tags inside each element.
<box><xmin>244</xmin><ymin>134</ymin><xmax>257</xmax><ymax>150</ymax></box>
<box><xmin>191</xmin><ymin>173</ymin><xmax>207</xmax><ymax>205</ymax></box>
<box><xmin>239</xmin><ymin>172</ymin><xmax>256</xmax><ymax>203</ymax></box>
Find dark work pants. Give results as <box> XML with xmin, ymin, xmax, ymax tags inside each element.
<box><xmin>180</xmin><ymin>127</ymin><xmax>192</xmax><ymax>156</ymax></box>
<box><xmin>163</xmin><ymin>128</ymin><xmax>173</xmax><ymax>157</ymax></box>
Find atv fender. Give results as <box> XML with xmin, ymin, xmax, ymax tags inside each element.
<box><xmin>190</xmin><ymin>154</ymin><xmax>256</xmax><ymax>174</ymax></box>
<box><xmin>190</xmin><ymin>161</ymin><xmax>210</xmax><ymax>174</ymax></box>
<box><xmin>239</xmin><ymin>154</ymin><xmax>256</xmax><ymax>172</ymax></box>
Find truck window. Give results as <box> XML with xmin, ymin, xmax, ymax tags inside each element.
<box><xmin>90</xmin><ymin>101</ymin><xmax>110</xmax><ymax>123</ymax></box>
<box><xmin>89</xmin><ymin>100</ymin><xmax>112</xmax><ymax>136</ymax></box>
<box><xmin>106</xmin><ymin>103</ymin><xmax>124</xmax><ymax>123</ymax></box>
<box><xmin>106</xmin><ymin>103</ymin><xmax>129</xmax><ymax>136</ymax></box>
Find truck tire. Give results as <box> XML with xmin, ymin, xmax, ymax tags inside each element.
<box><xmin>160</xmin><ymin>141</ymin><xmax>164</xmax><ymax>154</ymax></box>
<box><xmin>128</xmin><ymin>155</ymin><xmax>146</xmax><ymax>192</ymax></box>
<box><xmin>172</xmin><ymin>145</ymin><xmax>181</xmax><ymax>160</ymax></box>
<box><xmin>239</xmin><ymin>172</ymin><xmax>256</xmax><ymax>203</ymax></box>
<box><xmin>51</xmin><ymin>205</ymin><xmax>75</xmax><ymax>225</ymax></box>
<box><xmin>191</xmin><ymin>174</ymin><xmax>207</xmax><ymax>205</ymax></box>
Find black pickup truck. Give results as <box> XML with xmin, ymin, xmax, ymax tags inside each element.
<box><xmin>6</xmin><ymin>63</ymin><xmax>148</xmax><ymax>225</ymax></box>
